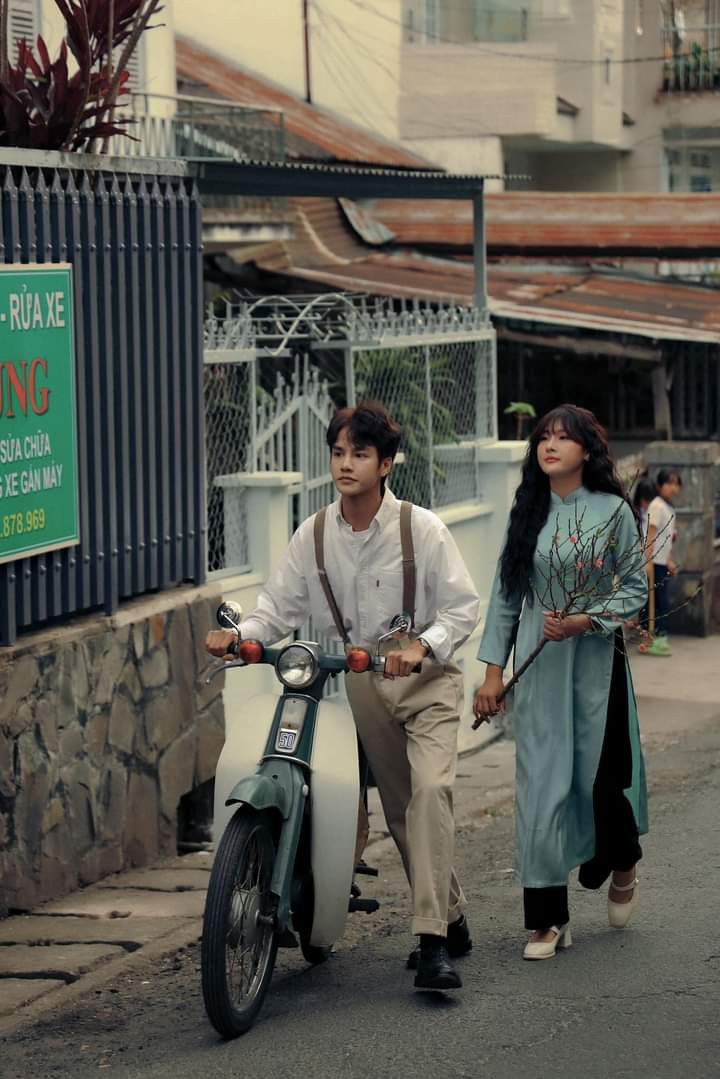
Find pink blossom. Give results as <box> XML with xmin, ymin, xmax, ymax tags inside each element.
<box><xmin>576</xmin><ymin>560</ymin><xmax>585</xmax><ymax>570</ymax></box>
<box><xmin>569</xmin><ymin>535</ymin><xmax>578</xmax><ymax>544</ymax></box>
<box><xmin>595</xmin><ymin>558</ymin><xmax>604</xmax><ymax>568</ymax></box>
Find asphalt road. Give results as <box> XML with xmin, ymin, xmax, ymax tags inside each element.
<box><xmin>3</xmin><ymin>717</ymin><xmax>720</xmax><ymax>1079</ymax></box>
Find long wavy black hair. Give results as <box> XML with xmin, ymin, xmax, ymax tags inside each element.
<box><xmin>499</xmin><ymin>404</ymin><xmax>627</xmax><ymax>600</ymax></box>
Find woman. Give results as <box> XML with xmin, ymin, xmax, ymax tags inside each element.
<box><xmin>474</xmin><ymin>404</ymin><xmax>648</xmax><ymax>960</ymax></box>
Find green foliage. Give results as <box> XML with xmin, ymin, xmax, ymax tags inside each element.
<box><xmin>354</xmin><ymin>347</ymin><xmax>460</xmax><ymax>507</ymax></box>
<box><xmin>504</xmin><ymin>399</ymin><xmax>536</xmax><ymax>439</ymax></box>
<box><xmin>504</xmin><ymin>401</ymin><xmax>536</xmax><ymax>417</ymax></box>
<box><xmin>0</xmin><ymin>0</ymin><xmax>162</xmax><ymax>151</ymax></box>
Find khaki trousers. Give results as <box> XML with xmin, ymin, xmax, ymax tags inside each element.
<box><xmin>346</xmin><ymin>646</ymin><xmax>467</xmax><ymax>937</ymax></box>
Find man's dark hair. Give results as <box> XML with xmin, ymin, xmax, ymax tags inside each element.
<box><xmin>632</xmin><ymin>476</ymin><xmax>657</xmax><ymax>508</ymax></box>
<box><xmin>657</xmin><ymin>468</ymin><xmax>682</xmax><ymax>489</ymax></box>
<box><xmin>326</xmin><ymin>402</ymin><xmax>402</xmax><ymax>495</ymax></box>
<box><xmin>326</xmin><ymin>401</ymin><xmax>402</xmax><ymax>460</ymax></box>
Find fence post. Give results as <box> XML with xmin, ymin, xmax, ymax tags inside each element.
<box><xmin>249</xmin><ymin>353</ymin><xmax>258</xmax><ymax>467</ymax></box>
<box><xmin>424</xmin><ymin>345</ymin><xmax>436</xmax><ymax>508</ymax></box>
<box><xmin>473</xmin><ymin>187</ymin><xmax>487</xmax><ymax>314</ymax></box>
<box><xmin>215</xmin><ymin>472</ymin><xmax>303</xmax><ymax>577</ymax></box>
<box><xmin>343</xmin><ymin>343</ymin><xmax>356</xmax><ymax>406</ymax></box>
<box><xmin>299</xmin><ymin>354</ymin><xmax>310</xmax><ymax>522</ymax></box>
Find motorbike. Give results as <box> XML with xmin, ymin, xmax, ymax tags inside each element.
<box><xmin>201</xmin><ymin>601</ymin><xmax>416</xmax><ymax>1039</ymax></box>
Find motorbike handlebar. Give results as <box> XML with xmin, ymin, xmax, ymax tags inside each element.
<box><xmin>208</xmin><ymin>645</ymin><xmax>423</xmax><ymax>681</ymax></box>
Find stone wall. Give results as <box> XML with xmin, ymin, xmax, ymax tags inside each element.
<box><xmin>0</xmin><ymin>586</ymin><xmax>225</xmax><ymax>913</ymax></box>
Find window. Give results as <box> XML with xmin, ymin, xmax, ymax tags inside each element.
<box><xmin>113</xmin><ymin>39</ymin><xmax>146</xmax><ymax>94</ymax></box>
<box><xmin>666</xmin><ymin>141</ymin><xmax>720</xmax><ymax>190</ymax></box>
<box><xmin>8</xmin><ymin>0</ymin><xmax>39</xmax><ymax>60</ymax></box>
<box><xmin>404</xmin><ymin>1</ymin><xmax>439</xmax><ymax>45</ymax></box>
<box><xmin>425</xmin><ymin>0</ymin><xmax>438</xmax><ymax>43</ymax></box>
<box><xmin>473</xmin><ymin>1</ymin><xmax>531</xmax><ymax>43</ymax></box>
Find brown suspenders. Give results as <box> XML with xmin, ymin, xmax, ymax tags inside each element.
<box><xmin>313</xmin><ymin>501</ymin><xmax>416</xmax><ymax>646</ymax></box>
<box><xmin>314</xmin><ymin>506</ymin><xmax>352</xmax><ymax>648</ymax></box>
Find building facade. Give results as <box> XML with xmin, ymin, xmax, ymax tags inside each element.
<box><xmin>171</xmin><ymin>0</ymin><xmax>720</xmax><ymax>193</ymax></box>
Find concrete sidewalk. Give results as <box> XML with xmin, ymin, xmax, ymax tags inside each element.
<box><xmin>1</xmin><ymin>632</ymin><xmax>717</xmax><ymax>1032</ymax></box>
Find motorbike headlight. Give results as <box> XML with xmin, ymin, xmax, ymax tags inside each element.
<box><xmin>276</xmin><ymin>644</ymin><xmax>319</xmax><ymax>689</ymax></box>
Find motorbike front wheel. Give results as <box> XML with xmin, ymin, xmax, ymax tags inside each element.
<box><xmin>298</xmin><ymin>926</ymin><xmax>332</xmax><ymax>966</ymax></box>
<box><xmin>201</xmin><ymin>809</ymin><xmax>278</xmax><ymax>1038</ymax></box>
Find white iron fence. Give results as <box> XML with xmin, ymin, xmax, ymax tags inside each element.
<box><xmin>203</xmin><ymin>294</ymin><xmax>497</xmax><ymax>576</ymax></box>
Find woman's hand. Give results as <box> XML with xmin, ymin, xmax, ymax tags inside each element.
<box><xmin>473</xmin><ymin>667</ymin><xmax>506</xmax><ymax>724</ymax></box>
<box><xmin>542</xmin><ymin>612</ymin><xmax>592</xmax><ymax>642</ymax></box>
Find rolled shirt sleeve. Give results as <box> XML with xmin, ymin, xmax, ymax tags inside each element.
<box><xmin>238</xmin><ymin>525</ymin><xmax>311</xmax><ymax>644</ymax></box>
<box><xmin>420</xmin><ymin>521</ymin><xmax>480</xmax><ymax>664</ymax></box>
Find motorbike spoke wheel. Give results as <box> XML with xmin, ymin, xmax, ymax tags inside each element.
<box><xmin>201</xmin><ymin>810</ymin><xmax>278</xmax><ymax>1039</ymax></box>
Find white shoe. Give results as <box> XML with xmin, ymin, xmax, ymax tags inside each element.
<box><xmin>608</xmin><ymin>875</ymin><xmax>639</xmax><ymax>929</ymax></box>
<box><xmin>523</xmin><ymin>924</ymin><xmax>573</xmax><ymax>961</ymax></box>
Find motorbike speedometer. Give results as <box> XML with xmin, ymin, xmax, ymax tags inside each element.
<box><xmin>276</xmin><ymin>643</ymin><xmax>319</xmax><ymax>689</ymax></box>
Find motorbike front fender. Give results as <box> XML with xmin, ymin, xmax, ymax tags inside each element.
<box><xmin>225</xmin><ymin>773</ymin><xmax>291</xmax><ymax>820</ymax></box>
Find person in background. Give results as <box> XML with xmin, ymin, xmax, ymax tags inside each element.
<box><xmin>645</xmin><ymin>470</ymin><xmax>682</xmax><ymax>657</ymax></box>
<box><xmin>633</xmin><ymin>476</ymin><xmax>657</xmax><ymax>547</ymax></box>
<box><xmin>632</xmin><ymin>476</ymin><xmax>657</xmax><ymax>650</ymax></box>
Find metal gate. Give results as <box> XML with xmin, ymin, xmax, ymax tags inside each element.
<box><xmin>254</xmin><ymin>355</ymin><xmax>336</xmax><ymax>528</ymax></box>
<box><xmin>203</xmin><ymin>292</ymin><xmax>497</xmax><ymax>572</ymax></box>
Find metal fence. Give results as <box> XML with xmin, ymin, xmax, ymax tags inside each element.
<box><xmin>108</xmin><ymin>93</ymin><xmax>286</xmax><ymax>163</ymax></box>
<box><xmin>352</xmin><ymin>336</ymin><xmax>497</xmax><ymax>508</ymax></box>
<box><xmin>661</xmin><ymin>20</ymin><xmax>720</xmax><ymax>92</ymax></box>
<box><xmin>204</xmin><ymin>356</ymin><xmax>253</xmax><ymax>574</ymax></box>
<box><xmin>203</xmin><ymin>294</ymin><xmax>497</xmax><ymax>576</ymax></box>
<box><xmin>0</xmin><ymin>163</ymin><xmax>206</xmax><ymax>646</ymax></box>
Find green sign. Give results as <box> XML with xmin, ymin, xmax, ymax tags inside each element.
<box><xmin>0</xmin><ymin>264</ymin><xmax>79</xmax><ymax>564</ymax></box>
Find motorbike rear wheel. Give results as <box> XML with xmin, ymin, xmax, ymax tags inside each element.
<box><xmin>201</xmin><ymin>809</ymin><xmax>278</xmax><ymax>1039</ymax></box>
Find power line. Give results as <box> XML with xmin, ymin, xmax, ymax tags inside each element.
<box><xmin>312</xmin><ymin>18</ymin><xmax>398</xmax><ymax>138</ymax></box>
<box><xmin>342</xmin><ymin>0</ymin><xmax>716</xmax><ymax>69</ymax></box>
<box><xmin>312</xmin><ymin>1</ymin><xmax>720</xmax><ymax>190</ymax></box>
<box><xmin>313</xmin><ymin>1</ymin><xmax>501</xmax><ymax>142</ymax></box>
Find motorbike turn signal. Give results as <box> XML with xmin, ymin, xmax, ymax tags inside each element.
<box><xmin>346</xmin><ymin>647</ymin><xmax>371</xmax><ymax>673</ymax></box>
<box><xmin>239</xmin><ymin>639</ymin><xmax>264</xmax><ymax>664</ymax></box>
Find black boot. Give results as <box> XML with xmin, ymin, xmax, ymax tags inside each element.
<box><xmin>414</xmin><ymin>935</ymin><xmax>462</xmax><ymax>990</ymax></box>
<box><xmin>407</xmin><ymin>914</ymin><xmax>472</xmax><ymax>970</ymax></box>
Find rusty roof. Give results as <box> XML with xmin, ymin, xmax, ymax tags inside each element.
<box><xmin>175</xmin><ymin>37</ymin><xmax>429</xmax><ymax>169</ymax></box>
<box><xmin>247</xmin><ymin>199</ymin><xmax>720</xmax><ymax>343</ymax></box>
<box><xmin>363</xmin><ymin>192</ymin><xmax>720</xmax><ymax>254</ymax></box>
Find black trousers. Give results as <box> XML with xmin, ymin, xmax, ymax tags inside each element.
<box><xmin>653</xmin><ymin>563</ymin><xmax>671</xmax><ymax>629</ymax></box>
<box><xmin>523</xmin><ymin>632</ymin><xmax>642</xmax><ymax>930</ymax></box>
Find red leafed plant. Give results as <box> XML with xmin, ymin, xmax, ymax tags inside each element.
<box><xmin>0</xmin><ymin>0</ymin><xmax>163</xmax><ymax>152</ymax></box>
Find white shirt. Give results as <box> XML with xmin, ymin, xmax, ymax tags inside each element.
<box><xmin>647</xmin><ymin>495</ymin><xmax>675</xmax><ymax>565</ymax></box>
<box><xmin>639</xmin><ymin>508</ymin><xmax>649</xmax><ymax>543</ymax></box>
<box><xmin>239</xmin><ymin>489</ymin><xmax>480</xmax><ymax>663</ymax></box>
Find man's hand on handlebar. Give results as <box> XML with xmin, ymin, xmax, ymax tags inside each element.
<box><xmin>206</xmin><ymin>629</ymin><xmax>238</xmax><ymax>661</ymax></box>
<box><xmin>383</xmin><ymin>640</ymin><xmax>428</xmax><ymax>679</ymax></box>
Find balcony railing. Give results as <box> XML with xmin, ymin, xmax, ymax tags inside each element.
<box><xmin>661</xmin><ymin>26</ymin><xmax>720</xmax><ymax>92</ymax></box>
<box><xmin>107</xmin><ymin>92</ymin><xmax>286</xmax><ymax>162</ymax></box>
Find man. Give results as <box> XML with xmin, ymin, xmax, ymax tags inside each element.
<box><xmin>206</xmin><ymin>402</ymin><xmax>480</xmax><ymax>990</ymax></box>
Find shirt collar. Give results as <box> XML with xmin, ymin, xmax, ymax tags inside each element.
<box><xmin>334</xmin><ymin>487</ymin><xmax>400</xmax><ymax>532</ymax></box>
<box><xmin>550</xmin><ymin>484</ymin><xmax>587</xmax><ymax>507</ymax></box>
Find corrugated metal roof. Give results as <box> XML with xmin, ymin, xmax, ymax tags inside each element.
<box><xmin>175</xmin><ymin>37</ymin><xmax>429</xmax><ymax>169</ymax></box>
<box><xmin>363</xmin><ymin>193</ymin><xmax>720</xmax><ymax>253</ymax></box>
<box><xmin>248</xmin><ymin>199</ymin><xmax>720</xmax><ymax>343</ymax></box>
